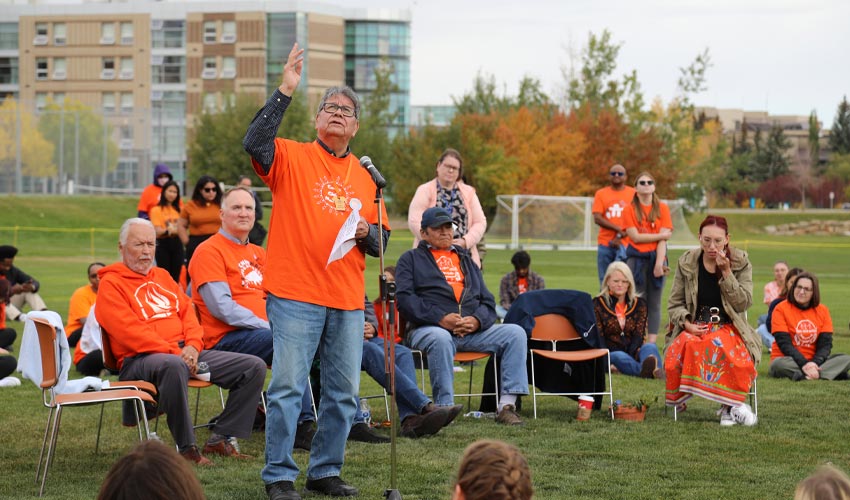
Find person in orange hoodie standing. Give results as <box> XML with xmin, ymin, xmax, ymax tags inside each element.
<box><xmin>95</xmin><ymin>218</ymin><xmax>266</xmax><ymax>466</ymax></box>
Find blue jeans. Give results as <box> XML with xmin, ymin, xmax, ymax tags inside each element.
<box><xmin>609</xmin><ymin>343</ymin><xmax>662</xmax><ymax>376</ymax></box>
<box><xmin>597</xmin><ymin>244</ymin><xmax>627</xmax><ymax>284</ymax></box>
<box><xmin>757</xmin><ymin>324</ymin><xmax>774</xmax><ymax>350</ymax></box>
<box><xmin>357</xmin><ymin>337</ymin><xmax>430</xmax><ymax>422</ymax></box>
<box><xmin>262</xmin><ymin>296</ymin><xmax>363</xmax><ymax>484</ymax></box>
<box><xmin>407</xmin><ymin>323</ymin><xmax>529</xmax><ymax>406</ymax></box>
<box><xmin>214</xmin><ymin>327</ymin><xmax>314</xmax><ymax>423</ymax></box>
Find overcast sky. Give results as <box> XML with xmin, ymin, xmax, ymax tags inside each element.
<box><xmin>361</xmin><ymin>0</ymin><xmax>848</xmax><ymax>126</ymax></box>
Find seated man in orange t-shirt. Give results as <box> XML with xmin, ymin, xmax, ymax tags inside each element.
<box><xmin>65</xmin><ymin>262</ymin><xmax>104</xmax><ymax>348</ymax></box>
<box><xmin>190</xmin><ymin>187</ymin><xmax>316</xmax><ymax>451</ymax></box>
<box><xmin>96</xmin><ymin>218</ymin><xmax>266</xmax><ymax>466</ymax></box>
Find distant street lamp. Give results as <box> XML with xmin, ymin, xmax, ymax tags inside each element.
<box><xmin>829</xmin><ymin>191</ymin><xmax>835</xmax><ymax>209</ymax></box>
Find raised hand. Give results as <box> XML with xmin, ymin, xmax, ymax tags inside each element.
<box><xmin>279</xmin><ymin>43</ymin><xmax>305</xmax><ymax>97</ymax></box>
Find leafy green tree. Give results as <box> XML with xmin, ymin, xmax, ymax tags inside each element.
<box><xmin>188</xmin><ymin>91</ymin><xmax>312</xmax><ymax>186</ymax></box>
<box><xmin>809</xmin><ymin>110</ymin><xmax>821</xmax><ymax>172</ymax></box>
<box><xmin>38</xmin><ymin>98</ymin><xmax>117</xmax><ymax>182</ymax></box>
<box><xmin>829</xmin><ymin>96</ymin><xmax>850</xmax><ymax>155</ymax></box>
<box><xmin>750</xmin><ymin>126</ymin><xmax>792</xmax><ymax>181</ymax></box>
<box><xmin>350</xmin><ymin>59</ymin><xmax>399</xmax><ymax>178</ymax></box>
<box><xmin>453</xmin><ymin>73</ymin><xmax>514</xmax><ymax>116</ymax></box>
<box><xmin>0</xmin><ymin>99</ymin><xmax>56</xmax><ymax>189</ymax></box>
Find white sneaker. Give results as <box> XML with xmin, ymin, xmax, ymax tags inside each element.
<box><xmin>0</xmin><ymin>376</ymin><xmax>21</xmax><ymax>387</ymax></box>
<box><xmin>731</xmin><ymin>403</ymin><xmax>758</xmax><ymax>426</ymax></box>
<box><xmin>719</xmin><ymin>405</ymin><xmax>736</xmax><ymax>426</ymax></box>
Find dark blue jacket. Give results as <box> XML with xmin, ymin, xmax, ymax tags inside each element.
<box><xmin>396</xmin><ymin>241</ymin><xmax>497</xmax><ymax>333</ymax></box>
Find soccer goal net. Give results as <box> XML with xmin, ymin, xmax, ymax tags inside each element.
<box><xmin>486</xmin><ymin>194</ymin><xmax>698</xmax><ymax>250</ymax></box>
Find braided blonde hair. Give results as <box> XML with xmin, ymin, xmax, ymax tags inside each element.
<box><xmin>455</xmin><ymin>440</ymin><xmax>533</xmax><ymax>500</ymax></box>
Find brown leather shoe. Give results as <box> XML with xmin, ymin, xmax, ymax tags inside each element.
<box><xmin>639</xmin><ymin>355</ymin><xmax>658</xmax><ymax>379</ymax></box>
<box><xmin>180</xmin><ymin>445</ymin><xmax>213</xmax><ymax>466</ymax></box>
<box><xmin>202</xmin><ymin>437</ymin><xmax>252</xmax><ymax>459</ymax></box>
<box><xmin>495</xmin><ymin>404</ymin><xmax>523</xmax><ymax>426</ymax></box>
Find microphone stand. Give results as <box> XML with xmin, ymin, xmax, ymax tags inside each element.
<box><xmin>370</xmin><ymin>171</ymin><xmax>402</xmax><ymax>500</ymax></box>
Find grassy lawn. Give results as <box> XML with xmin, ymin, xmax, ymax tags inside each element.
<box><xmin>2</xmin><ymin>196</ymin><xmax>850</xmax><ymax>499</ymax></box>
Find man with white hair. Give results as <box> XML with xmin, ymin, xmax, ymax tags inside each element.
<box><xmin>96</xmin><ymin>218</ymin><xmax>266</xmax><ymax>465</ymax></box>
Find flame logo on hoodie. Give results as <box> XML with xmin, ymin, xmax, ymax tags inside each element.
<box><xmin>134</xmin><ymin>282</ymin><xmax>179</xmax><ymax>320</ymax></box>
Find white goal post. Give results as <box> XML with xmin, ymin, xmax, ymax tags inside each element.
<box><xmin>486</xmin><ymin>194</ymin><xmax>698</xmax><ymax>251</ymax></box>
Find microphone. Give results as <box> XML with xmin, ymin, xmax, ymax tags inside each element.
<box><xmin>359</xmin><ymin>156</ymin><xmax>387</xmax><ymax>189</ymax></box>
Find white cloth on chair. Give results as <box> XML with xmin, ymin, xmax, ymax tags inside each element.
<box><xmin>79</xmin><ymin>305</ymin><xmax>102</xmax><ymax>355</ymax></box>
<box><xmin>18</xmin><ymin>310</ymin><xmax>104</xmax><ymax>394</ymax></box>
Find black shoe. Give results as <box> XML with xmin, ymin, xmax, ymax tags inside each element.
<box><xmin>401</xmin><ymin>405</ymin><xmax>456</xmax><ymax>438</ymax></box>
<box><xmin>266</xmin><ymin>480</ymin><xmax>302</xmax><ymax>500</ymax></box>
<box><xmin>440</xmin><ymin>404</ymin><xmax>464</xmax><ymax>427</ymax></box>
<box><xmin>639</xmin><ymin>355</ymin><xmax>658</xmax><ymax>379</ymax></box>
<box><xmin>294</xmin><ymin>420</ymin><xmax>316</xmax><ymax>451</ymax></box>
<box><xmin>347</xmin><ymin>422</ymin><xmax>389</xmax><ymax>443</ymax></box>
<box><xmin>305</xmin><ymin>476</ymin><xmax>358</xmax><ymax>497</ymax></box>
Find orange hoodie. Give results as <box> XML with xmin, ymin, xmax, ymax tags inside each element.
<box><xmin>95</xmin><ymin>262</ymin><xmax>203</xmax><ymax>369</ymax></box>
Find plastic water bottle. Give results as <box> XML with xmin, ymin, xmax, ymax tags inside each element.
<box><xmin>359</xmin><ymin>398</ymin><xmax>372</xmax><ymax>426</ymax></box>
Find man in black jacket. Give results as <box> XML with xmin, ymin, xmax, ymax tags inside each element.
<box><xmin>395</xmin><ymin>207</ymin><xmax>528</xmax><ymax>426</ymax></box>
<box><xmin>0</xmin><ymin>245</ymin><xmax>47</xmax><ymax>322</ymax></box>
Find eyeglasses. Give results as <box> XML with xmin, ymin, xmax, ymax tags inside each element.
<box><xmin>203</xmin><ymin>187</ymin><xmax>217</xmax><ymax>193</ymax></box>
<box><xmin>321</xmin><ymin>102</ymin><xmax>356</xmax><ymax>118</ymax></box>
<box><xmin>440</xmin><ymin>164</ymin><xmax>460</xmax><ymax>172</ymax></box>
<box><xmin>638</xmin><ymin>180</ymin><xmax>654</xmax><ymax>186</ymax></box>
<box><xmin>610</xmin><ymin>172</ymin><xmax>625</xmax><ymax>177</ymax></box>
<box><xmin>795</xmin><ymin>286</ymin><xmax>813</xmax><ymax>293</ymax></box>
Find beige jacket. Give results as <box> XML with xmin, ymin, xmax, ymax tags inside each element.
<box><xmin>666</xmin><ymin>246</ymin><xmax>762</xmax><ymax>364</ymax></box>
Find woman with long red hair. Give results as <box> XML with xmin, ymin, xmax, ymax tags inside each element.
<box><xmin>664</xmin><ymin>215</ymin><xmax>760</xmax><ymax>426</ymax></box>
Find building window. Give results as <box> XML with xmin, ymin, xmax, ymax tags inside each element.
<box><xmin>151</xmin><ymin>55</ymin><xmax>185</xmax><ymax>84</ymax></box>
<box><xmin>101</xmin><ymin>23</ymin><xmax>115</xmax><ymax>44</ymax></box>
<box><xmin>120</xmin><ymin>22</ymin><xmax>134</xmax><ymax>45</ymax></box>
<box><xmin>221</xmin><ymin>56</ymin><xmax>236</xmax><ymax>78</ymax></box>
<box><xmin>221</xmin><ymin>21</ymin><xmax>236</xmax><ymax>43</ymax></box>
<box><xmin>119</xmin><ymin>58</ymin><xmax>134</xmax><ymax>80</ymax></box>
<box><xmin>52</xmin><ymin>57</ymin><xmax>66</xmax><ymax>80</ymax></box>
<box><xmin>201</xmin><ymin>57</ymin><xmax>217</xmax><ymax>79</ymax></box>
<box><xmin>0</xmin><ymin>57</ymin><xmax>18</xmax><ymax>84</ymax></box>
<box><xmin>203</xmin><ymin>21</ymin><xmax>216</xmax><ymax>44</ymax></box>
<box><xmin>53</xmin><ymin>23</ymin><xmax>66</xmax><ymax>46</ymax></box>
<box><xmin>203</xmin><ymin>93</ymin><xmax>217</xmax><ymax>112</ymax></box>
<box><xmin>0</xmin><ymin>23</ymin><xmax>18</xmax><ymax>50</ymax></box>
<box><xmin>52</xmin><ymin>92</ymin><xmax>65</xmax><ymax>106</ymax></box>
<box><xmin>34</xmin><ymin>23</ymin><xmax>48</xmax><ymax>45</ymax></box>
<box><xmin>151</xmin><ymin>20</ymin><xmax>184</xmax><ymax>49</ymax></box>
<box><xmin>101</xmin><ymin>57</ymin><xmax>115</xmax><ymax>79</ymax></box>
<box><xmin>36</xmin><ymin>58</ymin><xmax>48</xmax><ymax>80</ymax></box>
<box><xmin>119</xmin><ymin>125</ymin><xmax>133</xmax><ymax>149</ymax></box>
<box><xmin>120</xmin><ymin>92</ymin><xmax>133</xmax><ymax>112</ymax></box>
<box><xmin>102</xmin><ymin>93</ymin><xmax>115</xmax><ymax>113</ymax></box>
<box><xmin>35</xmin><ymin>92</ymin><xmax>47</xmax><ymax>111</ymax></box>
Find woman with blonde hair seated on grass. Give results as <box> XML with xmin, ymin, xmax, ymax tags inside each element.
<box><xmin>453</xmin><ymin>439</ymin><xmax>533</xmax><ymax>500</ymax></box>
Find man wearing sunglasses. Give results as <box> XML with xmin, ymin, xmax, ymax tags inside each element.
<box><xmin>592</xmin><ymin>164</ymin><xmax>635</xmax><ymax>284</ymax></box>
<box><xmin>244</xmin><ymin>43</ymin><xmax>389</xmax><ymax>500</ymax></box>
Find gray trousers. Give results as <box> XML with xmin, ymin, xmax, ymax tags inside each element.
<box><xmin>768</xmin><ymin>354</ymin><xmax>850</xmax><ymax>381</ymax></box>
<box><xmin>121</xmin><ymin>349</ymin><xmax>266</xmax><ymax>449</ymax></box>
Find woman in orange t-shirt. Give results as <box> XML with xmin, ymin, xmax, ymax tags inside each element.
<box><xmin>623</xmin><ymin>171</ymin><xmax>672</xmax><ymax>341</ymax></box>
<box><xmin>768</xmin><ymin>272</ymin><xmax>850</xmax><ymax>381</ymax></box>
<box><xmin>149</xmin><ymin>180</ymin><xmax>184</xmax><ymax>283</ymax></box>
<box><xmin>178</xmin><ymin>175</ymin><xmax>222</xmax><ymax>270</ymax></box>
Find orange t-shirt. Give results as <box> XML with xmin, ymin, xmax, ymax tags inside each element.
<box><xmin>180</xmin><ymin>200</ymin><xmax>221</xmax><ymax>236</ymax></box>
<box><xmin>95</xmin><ymin>263</ymin><xmax>203</xmax><ymax>369</ymax></box>
<box><xmin>149</xmin><ymin>205</ymin><xmax>182</xmax><ymax>238</ymax></box>
<box><xmin>190</xmin><ymin>233</ymin><xmax>267</xmax><ymax>349</ymax></box>
<box><xmin>137</xmin><ymin>184</ymin><xmax>162</xmax><ymax>216</ymax></box>
<box><xmin>770</xmin><ymin>301</ymin><xmax>833</xmax><ymax>362</ymax></box>
<box><xmin>517</xmin><ymin>276</ymin><xmax>528</xmax><ymax>295</ymax></box>
<box><xmin>65</xmin><ymin>284</ymin><xmax>97</xmax><ymax>337</ymax></box>
<box><xmin>253</xmin><ymin>140</ymin><xmax>390</xmax><ymax>311</ymax></box>
<box><xmin>430</xmin><ymin>249</ymin><xmax>465</xmax><ymax>302</ymax></box>
<box><xmin>622</xmin><ymin>201</ymin><xmax>672</xmax><ymax>253</ymax></box>
<box><xmin>592</xmin><ymin>185</ymin><xmax>636</xmax><ymax>246</ymax></box>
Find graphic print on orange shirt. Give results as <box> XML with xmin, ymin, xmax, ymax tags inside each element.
<box><xmin>238</xmin><ymin>258</ymin><xmax>263</xmax><ymax>289</ymax></box>
<box><xmin>134</xmin><ymin>282</ymin><xmax>179</xmax><ymax>320</ymax></box>
<box><xmin>313</xmin><ymin>175</ymin><xmax>356</xmax><ymax>214</ymax></box>
<box><xmin>431</xmin><ymin>249</ymin><xmax>465</xmax><ymax>302</ymax></box>
<box><xmin>518</xmin><ymin>276</ymin><xmax>528</xmax><ymax>294</ymax></box>
<box><xmin>793</xmin><ymin>319</ymin><xmax>818</xmax><ymax>349</ymax></box>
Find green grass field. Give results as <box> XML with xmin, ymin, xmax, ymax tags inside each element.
<box><xmin>2</xmin><ymin>196</ymin><xmax>850</xmax><ymax>499</ymax></box>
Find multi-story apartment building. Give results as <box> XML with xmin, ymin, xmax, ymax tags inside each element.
<box><xmin>0</xmin><ymin>0</ymin><xmax>410</xmax><ymax>193</ymax></box>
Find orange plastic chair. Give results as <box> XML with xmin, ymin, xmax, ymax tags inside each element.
<box><xmin>528</xmin><ymin>314</ymin><xmax>614</xmax><ymax>419</ymax></box>
<box><xmin>453</xmin><ymin>351</ymin><xmax>499</xmax><ymax>411</ymax></box>
<box><xmin>31</xmin><ymin>318</ymin><xmax>156</xmax><ymax>497</ymax></box>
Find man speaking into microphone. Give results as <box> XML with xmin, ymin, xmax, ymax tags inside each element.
<box><xmin>243</xmin><ymin>43</ymin><xmax>390</xmax><ymax>500</ymax></box>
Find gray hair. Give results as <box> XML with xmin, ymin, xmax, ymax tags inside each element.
<box><xmin>119</xmin><ymin>218</ymin><xmax>154</xmax><ymax>245</ymax></box>
<box><xmin>317</xmin><ymin>86</ymin><xmax>361</xmax><ymax>120</ymax></box>
<box><xmin>221</xmin><ymin>186</ymin><xmax>254</xmax><ymax>210</ymax></box>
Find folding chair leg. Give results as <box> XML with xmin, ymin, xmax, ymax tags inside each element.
<box><xmin>39</xmin><ymin>406</ymin><xmax>64</xmax><ymax>497</ymax></box>
<box><xmin>95</xmin><ymin>403</ymin><xmax>105</xmax><ymax>453</ymax></box>
<box><xmin>35</xmin><ymin>408</ymin><xmax>55</xmax><ymax>483</ymax></box>
<box><xmin>466</xmin><ymin>363</ymin><xmax>475</xmax><ymax>411</ymax></box>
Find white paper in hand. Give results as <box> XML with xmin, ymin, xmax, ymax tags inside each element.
<box><xmin>327</xmin><ymin>198</ymin><xmax>362</xmax><ymax>267</ymax></box>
